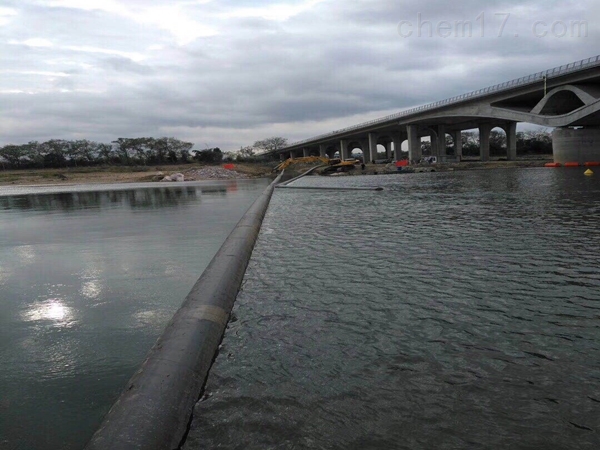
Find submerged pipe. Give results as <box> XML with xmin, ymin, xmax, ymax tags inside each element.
<box><xmin>278</xmin><ymin>166</ymin><xmax>383</xmax><ymax>191</ymax></box>
<box><xmin>277</xmin><ymin>185</ymin><xmax>384</xmax><ymax>191</ymax></box>
<box><xmin>85</xmin><ymin>174</ymin><xmax>282</xmax><ymax>450</ymax></box>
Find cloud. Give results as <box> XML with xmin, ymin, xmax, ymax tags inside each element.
<box><xmin>1</xmin><ymin>0</ymin><xmax>599</xmax><ymax>149</ymax></box>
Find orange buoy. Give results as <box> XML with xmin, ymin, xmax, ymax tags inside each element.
<box><xmin>544</xmin><ymin>163</ymin><xmax>561</xmax><ymax>168</ymax></box>
<box><xmin>584</xmin><ymin>162</ymin><xmax>600</xmax><ymax>167</ymax></box>
<box><xmin>564</xmin><ymin>162</ymin><xmax>580</xmax><ymax>167</ymax></box>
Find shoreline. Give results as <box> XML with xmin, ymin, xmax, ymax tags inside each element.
<box><xmin>0</xmin><ymin>163</ymin><xmax>275</xmax><ymax>187</ymax></box>
<box><xmin>0</xmin><ymin>157</ymin><xmax>553</xmax><ymax>187</ymax></box>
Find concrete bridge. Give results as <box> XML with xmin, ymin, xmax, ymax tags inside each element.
<box><xmin>275</xmin><ymin>55</ymin><xmax>600</xmax><ymax>164</ymax></box>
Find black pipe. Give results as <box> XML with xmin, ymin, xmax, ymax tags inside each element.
<box><xmin>85</xmin><ymin>174</ymin><xmax>283</xmax><ymax>450</ymax></box>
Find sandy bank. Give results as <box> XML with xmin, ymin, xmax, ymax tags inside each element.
<box><xmin>0</xmin><ymin>163</ymin><xmax>275</xmax><ymax>186</ymax></box>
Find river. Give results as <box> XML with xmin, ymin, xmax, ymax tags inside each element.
<box><xmin>184</xmin><ymin>168</ymin><xmax>600</xmax><ymax>449</ymax></box>
<box><xmin>0</xmin><ymin>179</ymin><xmax>270</xmax><ymax>450</ymax></box>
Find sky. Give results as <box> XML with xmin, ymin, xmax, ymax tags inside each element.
<box><xmin>1</xmin><ymin>0</ymin><xmax>598</xmax><ymax>151</ymax></box>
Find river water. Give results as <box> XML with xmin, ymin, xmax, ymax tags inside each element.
<box><xmin>185</xmin><ymin>168</ymin><xmax>600</xmax><ymax>449</ymax></box>
<box><xmin>0</xmin><ymin>179</ymin><xmax>270</xmax><ymax>450</ymax></box>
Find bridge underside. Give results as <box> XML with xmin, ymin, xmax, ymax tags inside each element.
<box><xmin>278</xmin><ymin>64</ymin><xmax>600</xmax><ymax>164</ymax></box>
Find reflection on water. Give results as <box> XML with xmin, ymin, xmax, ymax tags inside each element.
<box><xmin>80</xmin><ymin>280</ymin><xmax>101</xmax><ymax>299</ymax></box>
<box><xmin>23</xmin><ymin>298</ymin><xmax>74</xmax><ymax>324</ymax></box>
<box><xmin>0</xmin><ymin>186</ymin><xmax>217</xmax><ymax>212</ymax></box>
<box><xmin>0</xmin><ymin>179</ymin><xmax>270</xmax><ymax>450</ymax></box>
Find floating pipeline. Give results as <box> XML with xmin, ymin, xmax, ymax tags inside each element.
<box><xmin>85</xmin><ymin>173</ymin><xmax>282</xmax><ymax>450</ymax></box>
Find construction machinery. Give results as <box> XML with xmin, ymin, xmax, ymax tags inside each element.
<box><xmin>273</xmin><ymin>156</ymin><xmax>363</xmax><ymax>173</ymax></box>
<box><xmin>273</xmin><ymin>156</ymin><xmax>332</xmax><ymax>172</ymax></box>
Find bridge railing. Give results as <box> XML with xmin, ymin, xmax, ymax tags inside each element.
<box><xmin>282</xmin><ymin>54</ymin><xmax>600</xmax><ymax>150</ymax></box>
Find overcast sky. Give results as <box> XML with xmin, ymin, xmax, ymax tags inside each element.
<box><xmin>1</xmin><ymin>0</ymin><xmax>598</xmax><ymax>150</ymax></box>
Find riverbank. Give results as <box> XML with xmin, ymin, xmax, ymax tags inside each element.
<box><xmin>0</xmin><ymin>157</ymin><xmax>553</xmax><ymax>186</ymax></box>
<box><xmin>348</xmin><ymin>157</ymin><xmax>553</xmax><ymax>177</ymax></box>
<box><xmin>0</xmin><ymin>163</ymin><xmax>275</xmax><ymax>186</ymax></box>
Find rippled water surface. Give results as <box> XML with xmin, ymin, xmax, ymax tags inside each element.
<box><xmin>185</xmin><ymin>169</ymin><xmax>600</xmax><ymax>449</ymax></box>
<box><xmin>0</xmin><ymin>179</ymin><xmax>270</xmax><ymax>450</ymax></box>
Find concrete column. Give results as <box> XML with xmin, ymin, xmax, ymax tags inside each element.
<box><xmin>505</xmin><ymin>122</ymin><xmax>517</xmax><ymax>161</ymax></box>
<box><xmin>437</xmin><ymin>125</ymin><xmax>446</xmax><ymax>157</ymax></box>
<box><xmin>303</xmin><ymin>148</ymin><xmax>310</xmax><ymax>157</ymax></box>
<box><xmin>332</xmin><ymin>144</ymin><xmax>341</xmax><ymax>159</ymax></box>
<box><xmin>407</xmin><ymin>125</ymin><xmax>421</xmax><ymax>162</ymax></box>
<box><xmin>280</xmin><ymin>153</ymin><xmax>286</xmax><ymax>161</ymax></box>
<box><xmin>359</xmin><ymin>139</ymin><xmax>369</xmax><ymax>163</ymax></box>
<box><xmin>479</xmin><ymin>123</ymin><xmax>492</xmax><ymax>161</ymax></box>
<box><xmin>319</xmin><ymin>145</ymin><xmax>327</xmax><ymax>158</ymax></box>
<box><xmin>289</xmin><ymin>151</ymin><xmax>295</xmax><ymax>160</ymax></box>
<box><xmin>384</xmin><ymin>142</ymin><xmax>392</xmax><ymax>159</ymax></box>
<box><xmin>368</xmin><ymin>132</ymin><xmax>378</xmax><ymax>164</ymax></box>
<box><xmin>392</xmin><ymin>134</ymin><xmax>403</xmax><ymax>160</ymax></box>
<box><xmin>430</xmin><ymin>132</ymin><xmax>439</xmax><ymax>157</ymax></box>
<box><xmin>453</xmin><ymin>130</ymin><xmax>462</xmax><ymax>161</ymax></box>
<box><xmin>340</xmin><ymin>139</ymin><xmax>349</xmax><ymax>161</ymax></box>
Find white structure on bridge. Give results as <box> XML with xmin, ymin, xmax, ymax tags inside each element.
<box><xmin>275</xmin><ymin>55</ymin><xmax>600</xmax><ymax>164</ymax></box>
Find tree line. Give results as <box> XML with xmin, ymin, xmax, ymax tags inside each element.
<box><xmin>420</xmin><ymin>129</ymin><xmax>553</xmax><ymax>157</ymax></box>
<box><xmin>0</xmin><ymin>137</ymin><xmax>225</xmax><ymax>170</ymax></box>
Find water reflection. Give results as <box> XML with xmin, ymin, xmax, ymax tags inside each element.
<box><xmin>0</xmin><ymin>178</ymin><xmax>270</xmax><ymax>450</ymax></box>
<box><xmin>15</xmin><ymin>244</ymin><xmax>36</xmax><ymax>264</ymax></box>
<box><xmin>23</xmin><ymin>298</ymin><xmax>75</xmax><ymax>325</ymax></box>
<box><xmin>0</xmin><ymin>187</ymin><xmax>211</xmax><ymax>212</ymax></box>
<box><xmin>80</xmin><ymin>280</ymin><xmax>101</xmax><ymax>299</ymax></box>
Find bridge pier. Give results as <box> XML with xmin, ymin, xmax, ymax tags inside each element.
<box><xmin>479</xmin><ymin>123</ymin><xmax>492</xmax><ymax>162</ymax></box>
<box><xmin>453</xmin><ymin>130</ymin><xmax>462</xmax><ymax>161</ymax></box>
<box><xmin>392</xmin><ymin>134</ymin><xmax>404</xmax><ymax>160</ymax></box>
<box><xmin>553</xmin><ymin>127</ymin><xmax>600</xmax><ymax>163</ymax></box>
<box><xmin>340</xmin><ymin>139</ymin><xmax>349</xmax><ymax>161</ymax></box>
<box><xmin>407</xmin><ymin>125</ymin><xmax>421</xmax><ymax>162</ymax></box>
<box><xmin>303</xmin><ymin>148</ymin><xmax>310</xmax><ymax>157</ymax></box>
<box><xmin>367</xmin><ymin>133</ymin><xmax>377</xmax><ymax>164</ymax></box>
<box><xmin>358</xmin><ymin>139</ymin><xmax>368</xmax><ymax>162</ymax></box>
<box><xmin>386</xmin><ymin>142</ymin><xmax>392</xmax><ymax>159</ymax></box>
<box><xmin>505</xmin><ymin>122</ymin><xmax>517</xmax><ymax>161</ymax></box>
<box><xmin>437</xmin><ymin>125</ymin><xmax>446</xmax><ymax>157</ymax></box>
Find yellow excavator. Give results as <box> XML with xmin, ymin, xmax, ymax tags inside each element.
<box><xmin>274</xmin><ymin>156</ymin><xmax>360</xmax><ymax>173</ymax></box>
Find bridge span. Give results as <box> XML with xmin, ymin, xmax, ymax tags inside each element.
<box><xmin>275</xmin><ymin>55</ymin><xmax>600</xmax><ymax>164</ymax></box>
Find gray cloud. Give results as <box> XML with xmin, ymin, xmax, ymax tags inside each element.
<box><xmin>1</xmin><ymin>0</ymin><xmax>598</xmax><ymax>150</ymax></box>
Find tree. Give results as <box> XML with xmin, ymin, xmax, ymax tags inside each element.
<box><xmin>445</xmin><ymin>134</ymin><xmax>455</xmax><ymax>155</ymax></box>
<box><xmin>0</xmin><ymin>144</ymin><xmax>26</xmax><ymax>168</ymax></box>
<box><xmin>97</xmin><ymin>143</ymin><xmax>115</xmax><ymax>164</ymax></box>
<box><xmin>420</xmin><ymin>140</ymin><xmax>432</xmax><ymax>155</ymax></box>
<box><xmin>489</xmin><ymin>129</ymin><xmax>507</xmax><ymax>156</ymax></box>
<box><xmin>253</xmin><ymin>137</ymin><xmax>288</xmax><ymax>154</ymax></box>
<box><xmin>238</xmin><ymin>146</ymin><xmax>255</xmax><ymax>159</ymax></box>
<box><xmin>193</xmin><ymin>148</ymin><xmax>222</xmax><ymax>164</ymax></box>
<box><xmin>462</xmin><ymin>132</ymin><xmax>480</xmax><ymax>156</ymax></box>
<box><xmin>517</xmin><ymin>129</ymin><xmax>552</xmax><ymax>154</ymax></box>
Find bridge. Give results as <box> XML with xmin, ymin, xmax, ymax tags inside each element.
<box><xmin>275</xmin><ymin>55</ymin><xmax>600</xmax><ymax>164</ymax></box>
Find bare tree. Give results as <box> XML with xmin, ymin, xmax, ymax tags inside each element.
<box><xmin>253</xmin><ymin>137</ymin><xmax>288</xmax><ymax>154</ymax></box>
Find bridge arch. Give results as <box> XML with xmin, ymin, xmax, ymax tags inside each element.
<box><xmin>348</xmin><ymin>140</ymin><xmax>365</xmax><ymax>160</ymax></box>
<box><xmin>444</xmin><ymin>133</ymin><xmax>455</xmax><ymax>156</ymax></box>
<box><xmin>490</xmin><ymin>127</ymin><xmax>508</xmax><ymax>158</ymax></box>
<box><xmin>531</xmin><ymin>85</ymin><xmax>600</xmax><ymax>116</ymax></box>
